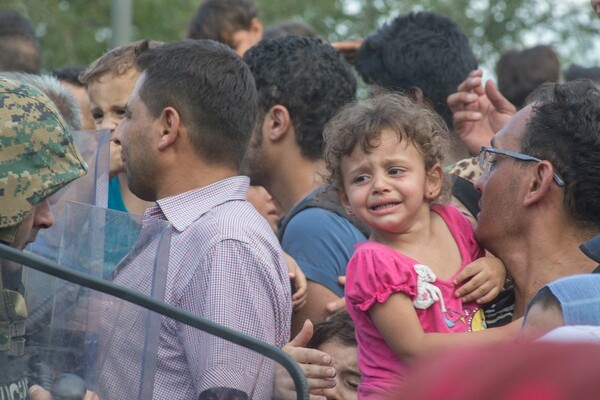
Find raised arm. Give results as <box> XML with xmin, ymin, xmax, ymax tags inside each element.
<box><xmin>447</xmin><ymin>69</ymin><xmax>516</xmax><ymax>155</ymax></box>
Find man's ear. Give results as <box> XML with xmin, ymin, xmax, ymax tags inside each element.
<box><xmin>250</xmin><ymin>17</ymin><xmax>263</xmax><ymax>38</ymax></box>
<box><xmin>523</xmin><ymin>160</ymin><xmax>555</xmax><ymax>206</ymax></box>
<box><xmin>408</xmin><ymin>86</ymin><xmax>434</xmax><ymax>111</ymax></box>
<box><xmin>157</xmin><ymin>107</ymin><xmax>180</xmax><ymax>151</ymax></box>
<box><xmin>425</xmin><ymin>163</ymin><xmax>444</xmax><ymax>201</ymax></box>
<box><xmin>265</xmin><ymin>105</ymin><xmax>291</xmax><ymax>142</ymax></box>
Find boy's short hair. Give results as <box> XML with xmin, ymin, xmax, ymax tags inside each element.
<box><xmin>187</xmin><ymin>0</ymin><xmax>257</xmax><ymax>47</ymax></box>
<box><xmin>79</xmin><ymin>40</ymin><xmax>163</xmax><ymax>86</ymax></box>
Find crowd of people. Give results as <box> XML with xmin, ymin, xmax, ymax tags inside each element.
<box><xmin>2</xmin><ymin>0</ymin><xmax>600</xmax><ymax>399</ymax></box>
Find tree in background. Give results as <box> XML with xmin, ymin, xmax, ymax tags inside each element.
<box><xmin>3</xmin><ymin>0</ymin><xmax>600</xmax><ymax>76</ymax></box>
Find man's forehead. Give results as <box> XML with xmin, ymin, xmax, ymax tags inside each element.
<box><xmin>493</xmin><ymin>104</ymin><xmax>534</xmax><ymax>149</ymax></box>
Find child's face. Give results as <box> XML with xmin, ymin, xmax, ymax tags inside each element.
<box><xmin>340</xmin><ymin>129</ymin><xmax>441</xmax><ymax>239</ymax></box>
<box><xmin>87</xmin><ymin>69</ymin><xmax>139</xmax><ymax>136</ymax></box>
<box><xmin>318</xmin><ymin>340</ymin><xmax>360</xmax><ymax>400</ymax></box>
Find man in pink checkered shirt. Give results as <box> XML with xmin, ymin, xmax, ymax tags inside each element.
<box><xmin>105</xmin><ymin>39</ymin><xmax>292</xmax><ymax>399</ymax></box>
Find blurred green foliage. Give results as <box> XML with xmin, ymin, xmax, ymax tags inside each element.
<box><xmin>3</xmin><ymin>0</ymin><xmax>599</xmax><ymax>74</ymax></box>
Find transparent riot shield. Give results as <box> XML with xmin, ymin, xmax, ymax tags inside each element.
<box><xmin>21</xmin><ymin>201</ymin><xmax>171</xmax><ymax>399</ymax></box>
<box><xmin>28</xmin><ymin>130</ymin><xmax>111</xmax><ymax>263</ymax></box>
<box><xmin>1</xmin><ymin>251</ymin><xmax>309</xmax><ymax>400</ymax></box>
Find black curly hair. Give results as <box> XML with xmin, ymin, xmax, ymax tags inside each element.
<box><xmin>355</xmin><ymin>12</ymin><xmax>477</xmax><ymax>129</ymax></box>
<box><xmin>243</xmin><ymin>36</ymin><xmax>356</xmax><ymax>160</ymax></box>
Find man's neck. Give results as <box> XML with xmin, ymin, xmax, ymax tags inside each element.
<box><xmin>271</xmin><ymin>158</ymin><xmax>327</xmax><ymax>214</ymax></box>
<box><xmin>501</xmin><ymin>224</ymin><xmax>598</xmax><ymax>319</ymax></box>
<box><xmin>157</xmin><ymin>161</ymin><xmax>238</xmax><ymax>200</ymax></box>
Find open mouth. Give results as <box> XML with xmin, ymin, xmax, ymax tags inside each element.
<box><xmin>370</xmin><ymin>202</ymin><xmax>401</xmax><ymax>211</ymax></box>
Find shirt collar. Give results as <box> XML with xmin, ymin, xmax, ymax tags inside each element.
<box><xmin>145</xmin><ymin>176</ymin><xmax>250</xmax><ymax>232</ymax></box>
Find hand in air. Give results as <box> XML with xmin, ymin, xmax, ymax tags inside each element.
<box><xmin>447</xmin><ymin>69</ymin><xmax>516</xmax><ymax>155</ymax></box>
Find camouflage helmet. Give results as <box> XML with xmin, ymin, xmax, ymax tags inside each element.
<box><xmin>0</xmin><ymin>76</ymin><xmax>88</xmax><ymax>240</ymax></box>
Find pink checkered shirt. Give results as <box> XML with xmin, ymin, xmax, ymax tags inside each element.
<box><xmin>97</xmin><ymin>176</ymin><xmax>292</xmax><ymax>399</ymax></box>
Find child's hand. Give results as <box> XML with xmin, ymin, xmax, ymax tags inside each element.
<box><xmin>453</xmin><ymin>256</ymin><xmax>506</xmax><ymax>304</ymax></box>
<box><xmin>109</xmin><ymin>141</ymin><xmax>124</xmax><ymax>179</ymax></box>
<box><xmin>325</xmin><ymin>276</ymin><xmax>347</xmax><ymax>314</ymax></box>
<box><xmin>285</xmin><ymin>253</ymin><xmax>308</xmax><ymax>311</ymax></box>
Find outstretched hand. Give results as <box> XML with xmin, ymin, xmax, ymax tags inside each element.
<box><xmin>447</xmin><ymin>69</ymin><xmax>516</xmax><ymax>155</ymax></box>
<box><xmin>274</xmin><ymin>320</ymin><xmax>336</xmax><ymax>400</ymax></box>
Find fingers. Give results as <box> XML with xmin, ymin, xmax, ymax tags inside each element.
<box><xmin>447</xmin><ymin>91</ymin><xmax>480</xmax><ymax>114</ymax></box>
<box><xmin>337</xmin><ymin>275</ymin><xmax>346</xmax><ymax>286</ymax></box>
<box><xmin>485</xmin><ymin>80</ymin><xmax>516</xmax><ymax>114</ymax></box>
<box><xmin>28</xmin><ymin>386</ymin><xmax>53</xmax><ymax>400</ymax></box>
<box><xmin>476</xmin><ymin>286</ymin><xmax>500</xmax><ymax>305</ymax></box>
<box><xmin>287</xmin><ymin>319</ymin><xmax>314</xmax><ymax>348</ymax></box>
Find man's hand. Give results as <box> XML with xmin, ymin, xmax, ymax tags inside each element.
<box><xmin>29</xmin><ymin>385</ymin><xmax>100</xmax><ymax>400</ymax></box>
<box><xmin>331</xmin><ymin>38</ymin><xmax>364</xmax><ymax>65</ymax></box>
<box><xmin>453</xmin><ymin>256</ymin><xmax>507</xmax><ymax>304</ymax></box>
<box><xmin>109</xmin><ymin>141</ymin><xmax>124</xmax><ymax>179</ymax></box>
<box><xmin>274</xmin><ymin>320</ymin><xmax>336</xmax><ymax>400</ymax></box>
<box><xmin>447</xmin><ymin>69</ymin><xmax>516</xmax><ymax>155</ymax></box>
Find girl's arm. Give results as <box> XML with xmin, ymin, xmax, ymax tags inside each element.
<box><xmin>453</xmin><ymin>256</ymin><xmax>507</xmax><ymax>304</ymax></box>
<box><xmin>369</xmin><ymin>292</ymin><xmax>521</xmax><ymax>363</ymax></box>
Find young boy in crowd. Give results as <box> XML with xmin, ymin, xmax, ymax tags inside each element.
<box><xmin>80</xmin><ymin>40</ymin><xmax>161</xmax><ymax>215</ymax></box>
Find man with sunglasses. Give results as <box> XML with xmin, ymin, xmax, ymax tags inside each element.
<box><xmin>473</xmin><ymin>79</ymin><xmax>600</xmax><ymax>327</ymax></box>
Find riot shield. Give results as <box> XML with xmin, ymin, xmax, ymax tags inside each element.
<box><xmin>1</xmin><ymin>242</ymin><xmax>309</xmax><ymax>400</ymax></box>
<box><xmin>21</xmin><ymin>201</ymin><xmax>171</xmax><ymax>399</ymax></box>
<box><xmin>27</xmin><ymin>129</ymin><xmax>111</xmax><ymax>263</ymax></box>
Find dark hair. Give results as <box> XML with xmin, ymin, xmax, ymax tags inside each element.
<box><xmin>522</xmin><ymin>80</ymin><xmax>600</xmax><ymax>230</ymax></box>
<box><xmin>135</xmin><ymin>39</ymin><xmax>258</xmax><ymax>169</ymax></box>
<box><xmin>496</xmin><ymin>45</ymin><xmax>560</xmax><ymax>110</ymax></box>
<box><xmin>187</xmin><ymin>0</ymin><xmax>257</xmax><ymax>47</ymax></box>
<box><xmin>564</xmin><ymin>64</ymin><xmax>600</xmax><ymax>83</ymax></box>
<box><xmin>323</xmin><ymin>93</ymin><xmax>451</xmax><ymax>201</ymax></box>
<box><xmin>243</xmin><ymin>36</ymin><xmax>356</xmax><ymax>160</ymax></box>
<box><xmin>355</xmin><ymin>12</ymin><xmax>477</xmax><ymax>129</ymax></box>
<box><xmin>307</xmin><ymin>310</ymin><xmax>356</xmax><ymax>349</ymax></box>
<box><xmin>262</xmin><ymin>20</ymin><xmax>317</xmax><ymax>40</ymax></box>
<box><xmin>0</xmin><ymin>11</ymin><xmax>40</xmax><ymax>73</ymax></box>
<box><xmin>52</xmin><ymin>65</ymin><xmax>87</xmax><ymax>86</ymax></box>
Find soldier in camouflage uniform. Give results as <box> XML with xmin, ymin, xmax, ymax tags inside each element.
<box><xmin>0</xmin><ymin>76</ymin><xmax>87</xmax><ymax>400</ymax></box>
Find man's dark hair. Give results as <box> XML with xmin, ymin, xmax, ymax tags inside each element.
<box><xmin>187</xmin><ymin>0</ymin><xmax>257</xmax><ymax>48</ymax></box>
<box><xmin>243</xmin><ymin>36</ymin><xmax>356</xmax><ymax>160</ymax></box>
<box><xmin>307</xmin><ymin>310</ymin><xmax>356</xmax><ymax>350</ymax></box>
<box><xmin>262</xmin><ymin>20</ymin><xmax>317</xmax><ymax>41</ymax></box>
<box><xmin>52</xmin><ymin>65</ymin><xmax>86</xmax><ymax>86</ymax></box>
<box><xmin>355</xmin><ymin>11</ymin><xmax>477</xmax><ymax>129</ymax></box>
<box><xmin>523</xmin><ymin>80</ymin><xmax>600</xmax><ymax>230</ymax></box>
<box><xmin>496</xmin><ymin>45</ymin><xmax>560</xmax><ymax>110</ymax></box>
<box><xmin>564</xmin><ymin>64</ymin><xmax>600</xmax><ymax>83</ymax></box>
<box><xmin>135</xmin><ymin>39</ymin><xmax>258</xmax><ymax>169</ymax></box>
<box><xmin>0</xmin><ymin>11</ymin><xmax>40</xmax><ymax>73</ymax></box>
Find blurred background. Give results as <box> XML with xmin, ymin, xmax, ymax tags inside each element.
<box><xmin>4</xmin><ymin>0</ymin><xmax>599</xmax><ymax>80</ymax></box>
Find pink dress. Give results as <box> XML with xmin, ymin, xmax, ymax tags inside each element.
<box><xmin>346</xmin><ymin>204</ymin><xmax>486</xmax><ymax>398</ymax></box>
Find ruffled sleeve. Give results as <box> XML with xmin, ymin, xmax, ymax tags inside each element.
<box><xmin>346</xmin><ymin>242</ymin><xmax>418</xmax><ymax>312</ymax></box>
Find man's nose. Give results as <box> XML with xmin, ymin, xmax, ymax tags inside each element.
<box><xmin>32</xmin><ymin>200</ymin><xmax>55</xmax><ymax>230</ymax></box>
